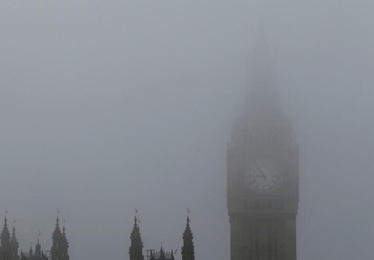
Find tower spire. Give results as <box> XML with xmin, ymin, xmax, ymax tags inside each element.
<box><xmin>1</xmin><ymin>210</ymin><xmax>11</xmax><ymax>247</ymax></box>
<box><xmin>10</xmin><ymin>219</ymin><xmax>19</xmax><ymax>260</ymax></box>
<box><xmin>35</xmin><ymin>229</ymin><xmax>42</xmax><ymax>259</ymax></box>
<box><xmin>62</xmin><ymin>219</ymin><xmax>66</xmax><ymax>239</ymax></box>
<box><xmin>181</xmin><ymin>209</ymin><xmax>194</xmax><ymax>260</ymax></box>
<box><xmin>230</xmin><ymin>23</ymin><xmax>293</xmax><ymax>151</ymax></box>
<box><xmin>129</xmin><ymin>209</ymin><xmax>144</xmax><ymax>260</ymax></box>
<box><xmin>11</xmin><ymin>220</ymin><xmax>16</xmax><ymax>240</ymax></box>
<box><xmin>51</xmin><ymin>212</ymin><xmax>69</xmax><ymax>260</ymax></box>
<box><xmin>227</xmin><ymin>22</ymin><xmax>299</xmax><ymax>260</ymax></box>
<box><xmin>244</xmin><ymin>22</ymin><xmax>281</xmax><ymax>121</ymax></box>
<box><xmin>38</xmin><ymin>229</ymin><xmax>41</xmax><ymax>244</ymax></box>
<box><xmin>53</xmin><ymin>214</ymin><xmax>61</xmax><ymax>238</ymax></box>
<box><xmin>61</xmin><ymin>219</ymin><xmax>69</xmax><ymax>260</ymax></box>
<box><xmin>1</xmin><ymin>210</ymin><xmax>12</xmax><ymax>260</ymax></box>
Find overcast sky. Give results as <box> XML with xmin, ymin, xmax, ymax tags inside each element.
<box><xmin>0</xmin><ymin>1</ymin><xmax>373</xmax><ymax>260</ymax></box>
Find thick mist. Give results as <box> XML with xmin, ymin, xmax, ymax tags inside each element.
<box><xmin>0</xmin><ymin>1</ymin><xmax>373</xmax><ymax>260</ymax></box>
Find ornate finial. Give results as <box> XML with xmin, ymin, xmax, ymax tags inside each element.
<box><xmin>134</xmin><ymin>208</ymin><xmax>138</xmax><ymax>226</ymax></box>
<box><xmin>4</xmin><ymin>209</ymin><xmax>9</xmax><ymax>228</ymax></box>
<box><xmin>12</xmin><ymin>218</ymin><xmax>16</xmax><ymax>232</ymax></box>
<box><xmin>56</xmin><ymin>209</ymin><xmax>61</xmax><ymax>226</ymax></box>
<box><xmin>187</xmin><ymin>208</ymin><xmax>191</xmax><ymax>224</ymax></box>
<box><xmin>62</xmin><ymin>218</ymin><xmax>66</xmax><ymax>235</ymax></box>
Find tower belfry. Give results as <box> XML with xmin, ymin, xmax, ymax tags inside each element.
<box><xmin>227</xmin><ymin>30</ymin><xmax>299</xmax><ymax>260</ymax></box>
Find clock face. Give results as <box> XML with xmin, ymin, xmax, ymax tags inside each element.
<box><xmin>245</xmin><ymin>160</ymin><xmax>283</xmax><ymax>194</ymax></box>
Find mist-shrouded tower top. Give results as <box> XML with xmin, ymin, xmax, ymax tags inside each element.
<box><xmin>231</xmin><ymin>29</ymin><xmax>294</xmax><ymax>152</ymax></box>
<box><xmin>129</xmin><ymin>211</ymin><xmax>144</xmax><ymax>260</ymax></box>
<box><xmin>227</xmin><ymin>26</ymin><xmax>299</xmax><ymax>260</ymax></box>
<box><xmin>242</xmin><ymin>28</ymin><xmax>283</xmax><ymax>124</ymax></box>
<box><xmin>181</xmin><ymin>212</ymin><xmax>194</xmax><ymax>260</ymax></box>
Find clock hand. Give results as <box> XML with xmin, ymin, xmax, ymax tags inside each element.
<box><xmin>254</xmin><ymin>161</ymin><xmax>267</xmax><ymax>180</ymax></box>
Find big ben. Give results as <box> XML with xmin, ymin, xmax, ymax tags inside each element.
<box><xmin>227</xmin><ymin>34</ymin><xmax>299</xmax><ymax>260</ymax></box>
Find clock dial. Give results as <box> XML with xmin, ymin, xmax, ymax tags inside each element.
<box><xmin>245</xmin><ymin>160</ymin><xmax>283</xmax><ymax>194</ymax></box>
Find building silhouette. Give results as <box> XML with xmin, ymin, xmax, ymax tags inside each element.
<box><xmin>50</xmin><ymin>217</ymin><xmax>69</xmax><ymax>260</ymax></box>
<box><xmin>148</xmin><ymin>248</ymin><xmax>175</xmax><ymax>260</ymax></box>
<box><xmin>0</xmin><ymin>215</ymin><xmax>69</xmax><ymax>260</ymax></box>
<box><xmin>129</xmin><ymin>213</ymin><xmax>195</xmax><ymax>260</ymax></box>
<box><xmin>227</xmin><ymin>32</ymin><xmax>299</xmax><ymax>260</ymax></box>
<box><xmin>1</xmin><ymin>29</ymin><xmax>299</xmax><ymax>260</ymax></box>
<box><xmin>19</xmin><ymin>241</ymin><xmax>48</xmax><ymax>260</ymax></box>
<box><xmin>0</xmin><ymin>211</ymin><xmax>192</xmax><ymax>260</ymax></box>
<box><xmin>0</xmin><ymin>216</ymin><xmax>12</xmax><ymax>260</ymax></box>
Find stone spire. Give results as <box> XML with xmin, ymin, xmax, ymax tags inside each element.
<box><xmin>51</xmin><ymin>213</ymin><xmax>69</xmax><ymax>260</ymax></box>
<box><xmin>231</xmin><ymin>25</ymin><xmax>294</xmax><ymax>150</ymax></box>
<box><xmin>28</xmin><ymin>245</ymin><xmax>33</xmax><ymax>257</ymax></box>
<box><xmin>61</xmin><ymin>219</ymin><xmax>69</xmax><ymax>260</ymax></box>
<box><xmin>129</xmin><ymin>209</ymin><xmax>144</xmax><ymax>260</ymax></box>
<box><xmin>1</xmin><ymin>214</ymin><xmax>11</xmax><ymax>247</ymax></box>
<box><xmin>181</xmin><ymin>210</ymin><xmax>194</xmax><ymax>260</ymax></box>
<box><xmin>159</xmin><ymin>246</ymin><xmax>165</xmax><ymax>260</ymax></box>
<box><xmin>52</xmin><ymin>216</ymin><xmax>62</xmax><ymax>242</ymax></box>
<box><xmin>51</xmin><ymin>216</ymin><xmax>61</xmax><ymax>260</ymax></box>
<box><xmin>0</xmin><ymin>212</ymin><xmax>12</xmax><ymax>260</ymax></box>
<box><xmin>10</xmin><ymin>220</ymin><xmax>19</xmax><ymax>260</ymax></box>
<box><xmin>34</xmin><ymin>230</ymin><xmax>42</xmax><ymax>259</ymax></box>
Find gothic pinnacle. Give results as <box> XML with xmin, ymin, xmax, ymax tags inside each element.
<box><xmin>4</xmin><ymin>209</ymin><xmax>8</xmax><ymax>226</ymax></box>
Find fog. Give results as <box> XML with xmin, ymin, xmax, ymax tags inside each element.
<box><xmin>0</xmin><ymin>1</ymin><xmax>373</xmax><ymax>260</ymax></box>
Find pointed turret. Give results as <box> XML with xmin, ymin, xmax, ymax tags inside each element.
<box><xmin>60</xmin><ymin>221</ymin><xmax>69</xmax><ymax>260</ymax></box>
<box><xmin>159</xmin><ymin>247</ymin><xmax>165</xmax><ymax>260</ymax></box>
<box><xmin>52</xmin><ymin>216</ymin><xmax>61</xmax><ymax>240</ymax></box>
<box><xmin>0</xmin><ymin>213</ymin><xmax>12</xmax><ymax>260</ymax></box>
<box><xmin>1</xmin><ymin>216</ymin><xmax>11</xmax><ymax>247</ymax></box>
<box><xmin>10</xmin><ymin>221</ymin><xmax>19</xmax><ymax>260</ymax></box>
<box><xmin>28</xmin><ymin>245</ymin><xmax>33</xmax><ymax>257</ymax></box>
<box><xmin>129</xmin><ymin>210</ymin><xmax>144</xmax><ymax>260</ymax></box>
<box><xmin>34</xmin><ymin>231</ymin><xmax>42</xmax><ymax>260</ymax></box>
<box><xmin>51</xmin><ymin>215</ymin><xmax>69</xmax><ymax>260</ymax></box>
<box><xmin>181</xmin><ymin>212</ymin><xmax>194</xmax><ymax>260</ymax></box>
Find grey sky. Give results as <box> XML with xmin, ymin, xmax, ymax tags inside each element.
<box><xmin>0</xmin><ymin>1</ymin><xmax>373</xmax><ymax>260</ymax></box>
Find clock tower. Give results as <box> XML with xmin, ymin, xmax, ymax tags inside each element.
<box><xmin>227</xmin><ymin>35</ymin><xmax>299</xmax><ymax>260</ymax></box>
